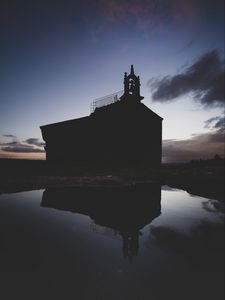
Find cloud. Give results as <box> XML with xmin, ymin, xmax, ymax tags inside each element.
<box><xmin>0</xmin><ymin>136</ymin><xmax>45</xmax><ymax>153</ymax></box>
<box><xmin>3</xmin><ymin>134</ymin><xmax>17</xmax><ymax>138</ymax></box>
<box><xmin>0</xmin><ymin>141</ymin><xmax>19</xmax><ymax>146</ymax></box>
<box><xmin>214</xmin><ymin>117</ymin><xmax>225</xmax><ymax>129</ymax></box>
<box><xmin>24</xmin><ymin>138</ymin><xmax>45</xmax><ymax>147</ymax></box>
<box><xmin>162</xmin><ymin>127</ymin><xmax>224</xmax><ymax>163</ymax></box>
<box><xmin>1</xmin><ymin>146</ymin><xmax>45</xmax><ymax>153</ymax></box>
<box><xmin>204</xmin><ymin>115</ymin><xmax>225</xmax><ymax>130</ymax></box>
<box><xmin>204</xmin><ymin>116</ymin><xmax>221</xmax><ymax>128</ymax></box>
<box><xmin>149</xmin><ymin>50</ymin><xmax>225</xmax><ymax>108</ymax></box>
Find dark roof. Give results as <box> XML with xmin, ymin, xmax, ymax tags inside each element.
<box><xmin>40</xmin><ymin>100</ymin><xmax>162</xmax><ymax>132</ymax></box>
<box><xmin>92</xmin><ymin>100</ymin><xmax>163</xmax><ymax>120</ymax></box>
<box><xmin>40</xmin><ymin>116</ymin><xmax>89</xmax><ymax>129</ymax></box>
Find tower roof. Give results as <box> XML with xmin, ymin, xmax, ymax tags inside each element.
<box><xmin>120</xmin><ymin>65</ymin><xmax>144</xmax><ymax>102</ymax></box>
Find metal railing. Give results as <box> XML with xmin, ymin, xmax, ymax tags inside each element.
<box><xmin>91</xmin><ymin>90</ymin><xmax>123</xmax><ymax>113</ymax></box>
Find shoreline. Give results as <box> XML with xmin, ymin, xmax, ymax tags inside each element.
<box><xmin>0</xmin><ymin>159</ymin><xmax>224</xmax><ymax>201</ymax></box>
<box><xmin>0</xmin><ymin>175</ymin><xmax>224</xmax><ymax>202</ymax></box>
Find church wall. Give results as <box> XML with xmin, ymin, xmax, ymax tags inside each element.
<box><xmin>42</xmin><ymin>111</ymin><xmax>162</xmax><ymax>167</ymax></box>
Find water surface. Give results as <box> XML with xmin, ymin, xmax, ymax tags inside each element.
<box><xmin>0</xmin><ymin>185</ymin><xmax>224</xmax><ymax>300</ymax></box>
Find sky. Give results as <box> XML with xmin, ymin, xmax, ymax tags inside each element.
<box><xmin>0</xmin><ymin>0</ymin><xmax>224</xmax><ymax>162</ymax></box>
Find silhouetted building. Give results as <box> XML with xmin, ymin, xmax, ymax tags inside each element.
<box><xmin>40</xmin><ymin>66</ymin><xmax>163</xmax><ymax>166</ymax></box>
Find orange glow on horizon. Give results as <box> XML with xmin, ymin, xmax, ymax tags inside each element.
<box><xmin>0</xmin><ymin>151</ymin><xmax>45</xmax><ymax>160</ymax></box>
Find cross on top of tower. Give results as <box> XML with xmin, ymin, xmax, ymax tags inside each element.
<box><xmin>130</xmin><ymin>64</ymin><xmax>134</xmax><ymax>75</ymax></box>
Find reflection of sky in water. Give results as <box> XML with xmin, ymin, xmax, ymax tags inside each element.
<box><xmin>0</xmin><ymin>187</ymin><xmax>224</xmax><ymax>300</ymax></box>
<box><xmin>148</xmin><ymin>187</ymin><xmax>224</xmax><ymax>233</ymax></box>
<box><xmin>0</xmin><ymin>187</ymin><xmax>223</xmax><ymax>247</ymax></box>
<box><xmin>0</xmin><ymin>187</ymin><xmax>224</xmax><ymax>247</ymax></box>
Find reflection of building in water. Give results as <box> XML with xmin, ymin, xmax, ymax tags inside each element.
<box><xmin>41</xmin><ymin>183</ymin><xmax>161</xmax><ymax>262</ymax></box>
<box><xmin>122</xmin><ymin>230</ymin><xmax>139</xmax><ymax>263</ymax></box>
<box><xmin>91</xmin><ymin>222</ymin><xmax>121</xmax><ymax>241</ymax></box>
<box><xmin>91</xmin><ymin>223</ymin><xmax>140</xmax><ymax>263</ymax></box>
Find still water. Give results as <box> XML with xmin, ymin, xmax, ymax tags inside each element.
<box><xmin>0</xmin><ymin>184</ymin><xmax>224</xmax><ymax>300</ymax></box>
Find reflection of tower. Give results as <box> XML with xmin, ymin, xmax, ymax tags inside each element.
<box><xmin>41</xmin><ymin>183</ymin><xmax>161</xmax><ymax>262</ymax></box>
<box><xmin>122</xmin><ymin>230</ymin><xmax>140</xmax><ymax>263</ymax></box>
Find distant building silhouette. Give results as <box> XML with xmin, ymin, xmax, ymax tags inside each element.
<box><xmin>40</xmin><ymin>66</ymin><xmax>163</xmax><ymax>167</ymax></box>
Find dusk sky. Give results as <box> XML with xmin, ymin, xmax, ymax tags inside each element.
<box><xmin>0</xmin><ymin>0</ymin><xmax>224</xmax><ymax>162</ymax></box>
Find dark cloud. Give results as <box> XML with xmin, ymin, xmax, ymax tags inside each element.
<box><xmin>204</xmin><ymin>116</ymin><xmax>221</xmax><ymax>128</ymax></box>
<box><xmin>0</xmin><ymin>137</ymin><xmax>45</xmax><ymax>153</ymax></box>
<box><xmin>149</xmin><ymin>50</ymin><xmax>225</xmax><ymax>108</ymax></box>
<box><xmin>3</xmin><ymin>134</ymin><xmax>17</xmax><ymax>138</ymax></box>
<box><xmin>204</xmin><ymin>115</ymin><xmax>225</xmax><ymax>131</ymax></box>
<box><xmin>163</xmin><ymin>128</ymin><xmax>224</xmax><ymax>163</ymax></box>
<box><xmin>204</xmin><ymin>115</ymin><xmax>225</xmax><ymax>140</ymax></box>
<box><xmin>0</xmin><ymin>141</ymin><xmax>27</xmax><ymax>147</ymax></box>
<box><xmin>1</xmin><ymin>146</ymin><xmax>45</xmax><ymax>153</ymax></box>
<box><xmin>24</xmin><ymin>138</ymin><xmax>45</xmax><ymax>147</ymax></box>
<box><xmin>0</xmin><ymin>141</ymin><xmax>19</xmax><ymax>146</ymax></box>
<box><xmin>214</xmin><ymin>117</ymin><xmax>225</xmax><ymax>130</ymax></box>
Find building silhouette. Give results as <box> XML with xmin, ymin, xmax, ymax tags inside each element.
<box><xmin>41</xmin><ymin>182</ymin><xmax>161</xmax><ymax>262</ymax></box>
<box><xmin>40</xmin><ymin>65</ymin><xmax>163</xmax><ymax>166</ymax></box>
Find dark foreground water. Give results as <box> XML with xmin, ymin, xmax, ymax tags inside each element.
<box><xmin>0</xmin><ymin>184</ymin><xmax>224</xmax><ymax>300</ymax></box>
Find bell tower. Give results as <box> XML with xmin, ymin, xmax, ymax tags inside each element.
<box><xmin>120</xmin><ymin>65</ymin><xmax>144</xmax><ymax>102</ymax></box>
